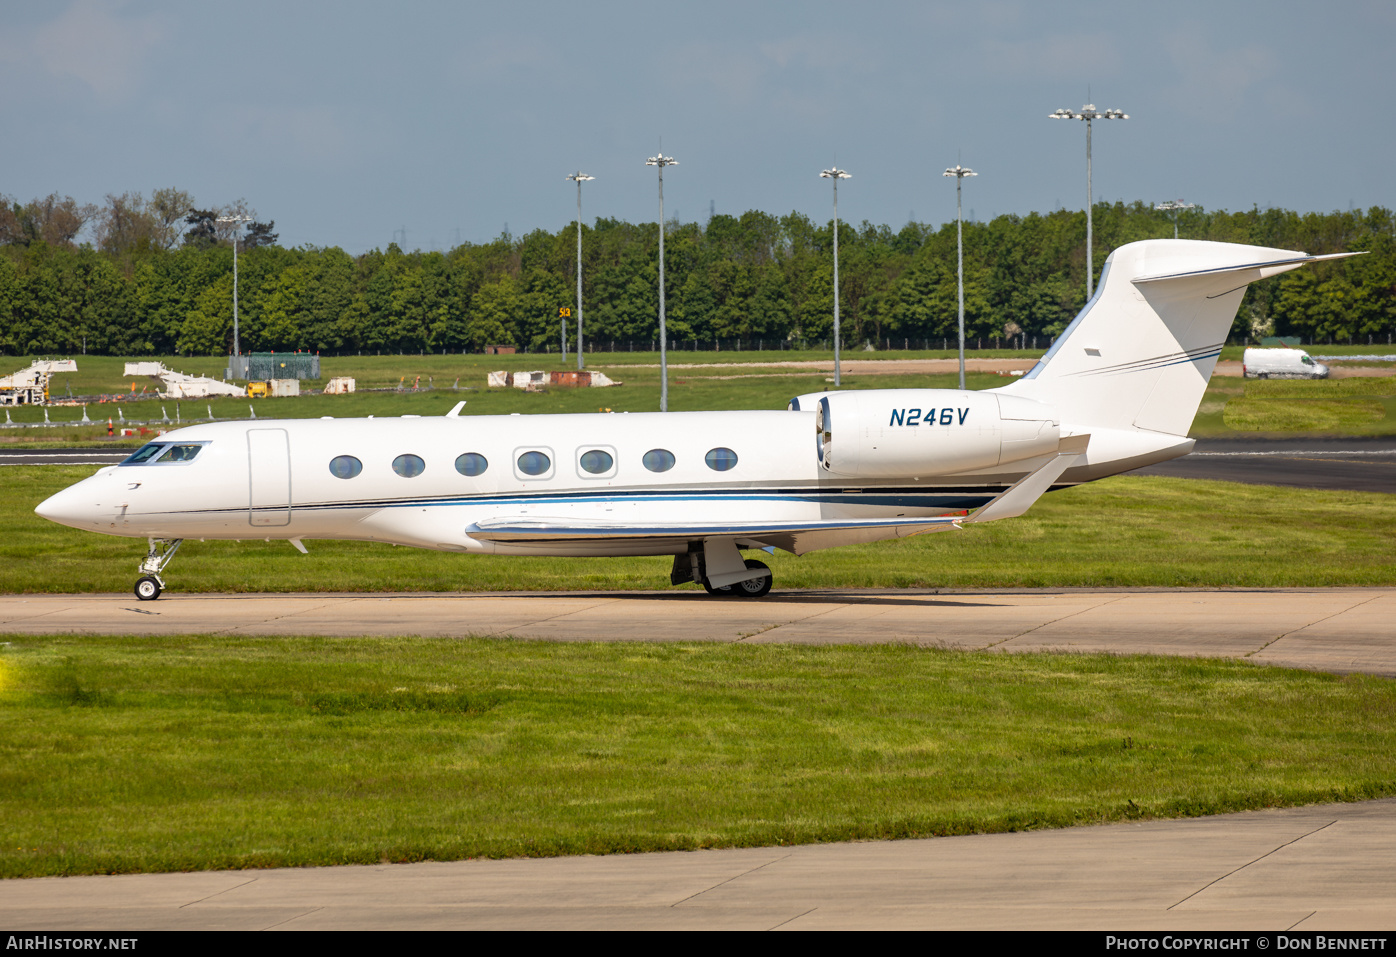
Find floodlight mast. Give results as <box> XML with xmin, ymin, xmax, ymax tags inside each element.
<box><xmin>1155</xmin><ymin>199</ymin><xmax>1196</xmax><ymax>240</ymax></box>
<box><xmin>1049</xmin><ymin>104</ymin><xmax>1128</xmax><ymax>300</ymax></box>
<box><xmin>216</xmin><ymin>214</ymin><xmax>253</xmax><ymax>357</ymax></box>
<box><xmin>566</xmin><ymin>172</ymin><xmax>594</xmax><ymax>370</ymax></box>
<box><xmin>820</xmin><ymin>167</ymin><xmax>851</xmax><ymax>386</ymax></box>
<box><xmin>646</xmin><ymin>152</ymin><xmax>678</xmax><ymax>412</ymax></box>
<box><xmin>943</xmin><ymin>165</ymin><xmax>977</xmax><ymax>390</ymax></box>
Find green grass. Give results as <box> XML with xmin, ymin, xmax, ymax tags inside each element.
<box><xmin>4</xmin><ymin>467</ymin><xmax>1394</xmax><ymax>593</ymax></box>
<box><xmin>7</xmin><ymin>349</ymin><xmax>1396</xmax><ymax>444</ymax></box>
<box><xmin>1244</xmin><ymin>377</ymin><xmax>1396</xmax><ymax>398</ymax></box>
<box><xmin>0</xmin><ymin>369</ymin><xmax>1013</xmax><ymax>444</ymax></box>
<box><xmin>1224</xmin><ymin>397</ymin><xmax>1389</xmax><ymax>432</ymax></box>
<box><xmin>1</xmin><ymin>636</ymin><xmax>1392</xmax><ymax>878</ymax></box>
<box><xmin>1192</xmin><ymin>374</ymin><xmax>1396</xmax><ymax>436</ymax></box>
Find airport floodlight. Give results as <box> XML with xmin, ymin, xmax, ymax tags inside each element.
<box><xmin>943</xmin><ymin>165</ymin><xmax>977</xmax><ymax>390</ymax></box>
<box><xmin>566</xmin><ymin>172</ymin><xmax>594</xmax><ymax>369</ymax></box>
<box><xmin>820</xmin><ymin>167</ymin><xmax>851</xmax><ymax>385</ymax></box>
<box><xmin>1155</xmin><ymin>199</ymin><xmax>1197</xmax><ymax>239</ymax></box>
<box><xmin>1048</xmin><ymin>103</ymin><xmax>1129</xmax><ymax>300</ymax></box>
<box><xmin>646</xmin><ymin>154</ymin><xmax>678</xmax><ymax>411</ymax></box>
<box><xmin>216</xmin><ymin>214</ymin><xmax>253</xmax><ymax>357</ymax></box>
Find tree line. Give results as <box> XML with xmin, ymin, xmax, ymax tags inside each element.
<box><xmin>1</xmin><ymin>188</ymin><xmax>1392</xmax><ymax>357</ymax></box>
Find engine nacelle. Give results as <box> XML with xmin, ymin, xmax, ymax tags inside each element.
<box><xmin>792</xmin><ymin>389</ymin><xmax>1059</xmax><ymax>478</ymax></box>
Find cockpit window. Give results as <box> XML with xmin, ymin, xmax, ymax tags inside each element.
<box><xmin>122</xmin><ymin>443</ymin><xmax>166</xmax><ymax>465</ymax></box>
<box><xmin>121</xmin><ymin>442</ymin><xmax>207</xmax><ymax>465</ymax></box>
<box><xmin>161</xmin><ymin>444</ymin><xmax>203</xmax><ymax>463</ymax></box>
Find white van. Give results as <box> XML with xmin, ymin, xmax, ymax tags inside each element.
<box><xmin>1242</xmin><ymin>347</ymin><xmax>1329</xmax><ymax>379</ymax></box>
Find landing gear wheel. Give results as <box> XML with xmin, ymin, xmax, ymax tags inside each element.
<box><xmin>702</xmin><ymin>578</ymin><xmax>735</xmax><ymax>596</ymax></box>
<box><xmin>733</xmin><ymin>560</ymin><xmax>772</xmax><ymax>598</ymax></box>
<box><xmin>135</xmin><ymin>538</ymin><xmax>182</xmax><ymax>602</ymax></box>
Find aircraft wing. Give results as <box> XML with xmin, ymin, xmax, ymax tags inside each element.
<box><xmin>466</xmin><ymin>435</ymin><xmax>1091</xmax><ymax>555</ymax></box>
<box><xmin>465</xmin><ymin>514</ymin><xmax>962</xmax><ymax>556</ymax></box>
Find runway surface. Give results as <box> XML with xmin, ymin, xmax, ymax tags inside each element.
<box><xmin>1130</xmin><ymin>436</ymin><xmax>1396</xmax><ymax>493</ymax></box>
<box><xmin>3</xmin><ymin>798</ymin><xmax>1393</xmax><ymax>930</ymax></box>
<box><xmin>0</xmin><ymin>447</ymin><xmax>128</xmax><ymax>466</ymax></box>
<box><xmin>3</xmin><ymin>588</ymin><xmax>1393</xmax><ymax>676</ymax></box>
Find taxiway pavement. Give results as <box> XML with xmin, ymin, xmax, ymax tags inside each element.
<box><xmin>2</xmin><ymin>588</ymin><xmax>1392</xmax><ymax>677</ymax></box>
<box><xmin>3</xmin><ymin>798</ymin><xmax>1393</xmax><ymax>930</ymax></box>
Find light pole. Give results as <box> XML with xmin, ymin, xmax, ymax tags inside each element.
<box><xmin>646</xmin><ymin>152</ymin><xmax>678</xmax><ymax>411</ymax></box>
<box><xmin>943</xmin><ymin>164</ymin><xmax>976</xmax><ymax>390</ymax></box>
<box><xmin>1155</xmin><ymin>199</ymin><xmax>1196</xmax><ymax>240</ymax></box>
<box><xmin>566</xmin><ymin>172</ymin><xmax>593</xmax><ymax>369</ymax></box>
<box><xmin>820</xmin><ymin>166</ymin><xmax>850</xmax><ymax>386</ymax></box>
<box><xmin>217</xmin><ymin>214</ymin><xmax>252</xmax><ymax>358</ymax></box>
<box><xmin>1049</xmin><ymin>103</ymin><xmax>1128</xmax><ymax>300</ymax></box>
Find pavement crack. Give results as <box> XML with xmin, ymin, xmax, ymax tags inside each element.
<box><xmin>983</xmin><ymin>594</ymin><xmax>1129</xmax><ymax>650</ymax></box>
<box><xmin>735</xmin><ymin>621</ymin><xmax>786</xmax><ymax>642</ymax></box>
<box><xmin>179</xmin><ymin>877</ymin><xmax>258</xmax><ymax>908</ymax></box>
<box><xmin>259</xmin><ymin>906</ymin><xmax>322</xmax><ymax>930</ymax></box>
<box><xmin>768</xmin><ymin>906</ymin><xmax>817</xmax><ymax>930</ymax></box>
<box><xmin>1286</xmin><ymin>911</ymin><xmax>1317</xmax><ymax>931</ymax></box>
<box><xmin>1246</xmin><ymin>594</ymin><xmax>1383</xmax><ymax>659</ymax></box>
<box><xmin>213</xmin><ymin>597</ymin><xmax>364</xmax><ymax>635</ymax></box>
<box><xmin>670</xmin><ymin>854</ymin><xmax>790</xmax><ymax>907</ymax></box>
<box><xmin>493</xmin><ymin>597</ymin><xmax>623</xmax><ymax>634</ymax></box>
<box><xmin>747</xmin><ymin>595</ymin><xmax>876</xmax><ymax>642</ymax></box>
<box><xmin>1168</xmin><ymin>820</ymin><xmax>1337</xmax><ymax>910</ymax></box>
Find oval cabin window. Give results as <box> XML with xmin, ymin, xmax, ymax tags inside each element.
<box><xmin>704</xmin><ymin>447</ymin><xmax>738</xmax><ymax>472</ymax></box>
<box><xmin>642</xmin><ymin>449</ymin><xmax>676</xmax><ymax>473</ymax></box>
<box><xmin>392</xmin><ymin>454</ymin><xmax>425</xmax><ymax>478</ymax></box>
<box><xmin>329</xmin><ymin>455</ymin><xmax>363</xmax><ymax>479</ymax></box>
<box><xmin>579</xmin><ymin>449</ymin><xmax>614</xmax><ymax>474</ymax></box>
<box><xmin>517</xmin><ymin>450</ymin><xmax>551</xmax><ymax>476</ymax></box>
<box><xmin>455</xmin><ymin>452</ymin><xmax>488</xmax><ymax>477</ymax></box>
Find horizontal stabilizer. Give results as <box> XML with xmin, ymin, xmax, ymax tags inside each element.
<box><xmin>1132</xmin><ymin>251</ymin><xmax>1364</xmax><ymax>285</ymax></box>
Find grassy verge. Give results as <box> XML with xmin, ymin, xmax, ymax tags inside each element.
<box><xmin>4</xmin><ymin>466</ymin><xmax>1396</xmax><ymax>593</ymax></box>
<box><xmin>1192</xmin><ymin>373</ymin><xmax>1396</xmax><ymax>436</ymax></box>
<box><xmin>1</xmin><ymin>636</ymin><xmax>1392</xmax><ymax>878</ymax></box>
<box><xmin>5</xmin><ymin>469</ymin><xmax>1394</xmax><ymax>593</ymax></box>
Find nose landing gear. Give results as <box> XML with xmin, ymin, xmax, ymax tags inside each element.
<box><xmin>134</xmin><ymin>538</ymin><xmax>183</xmax><ymax>601</ymax></box>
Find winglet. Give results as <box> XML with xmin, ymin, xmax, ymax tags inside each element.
<box><xmin>963</xmin><ymin>434</ymin><xmax>1090</xmax><ymax>525</ymax></box>
<box><xmin>447</xmin><ymin>401</ymin><xmax>467</xmax><ymax>417</ymax></box>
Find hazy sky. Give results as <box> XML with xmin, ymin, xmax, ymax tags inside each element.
<box><xmin>3</xmin><ymin>0</ymin><xmax>1392</xmax><ymax>252</ymax></box>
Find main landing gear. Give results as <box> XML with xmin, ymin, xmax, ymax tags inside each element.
<box><xmin>134</xmin><ymin>538</ymin><xmax>183</xmax><ymax>601</ymax></box>
<box><xmin>702</xmin><ymin>559</ymin><xmax>773</xmax><ymax>598</ymax></box>
<box><xmin>672</xmin><ymin>548</ymin><xmax>773</xmax><ymax>599</ymax></box>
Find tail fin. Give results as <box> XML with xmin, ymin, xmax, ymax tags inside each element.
<box><xmin>998</xmin><ymin>240</ymin><xmax>1358</xmax><ymax>437</ymax></box>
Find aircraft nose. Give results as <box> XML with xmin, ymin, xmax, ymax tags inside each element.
<box><xmin>35</xmin><ymin>482</ymin><xmax>99</xmax><ymax>529</ymax></box>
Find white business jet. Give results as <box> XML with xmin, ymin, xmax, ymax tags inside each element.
<box><xmin>36</xmin><ymin>239</ymin><xmax>1354</xmax><ymax>600</ymax></box>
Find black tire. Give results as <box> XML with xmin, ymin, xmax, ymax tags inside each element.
<box><xmin>701</xmin><ymin>577</ymin><xmax>734</xmax><ymax>596</ymax></box>
<box><xmin>134</xmin><ymin>575</ymin><xmax>162</xmax><ymax>601</ymax></box>
<box><xmin>733</xmin><ymin>559</ymin><xmax>772</xmax><ymax>598</ymax></box>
